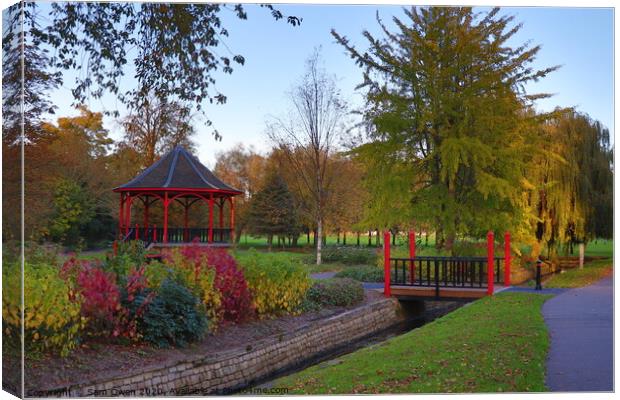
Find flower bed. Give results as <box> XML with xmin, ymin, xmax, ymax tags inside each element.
<box><xmin>3</xmin><ymin>241</ymin><xmax>318</xmax><ymax>358</ymax></box>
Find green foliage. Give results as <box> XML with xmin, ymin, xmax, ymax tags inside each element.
<box><xmin>247</xmin><ymin>173</ymin><xmax>301</xmax><ymax>242</ymax></box>
<box><xmin>278</xmin><ymin>293</ymin><xmax>551</xmax><ymax>393</ymax></box>
<box><xmin>143</xmin><ymin>261</ymin><xmax>175</xmax><ymax>290</ymax></box>
<box><xmin>161</xmin><ymin>248</ymin><xmax>222</xmax><ymax>327</ymax></box>
<box><xmin>321</xmin><ymin>246</ymin><xmax>377</xmax><ymax>265</ymax></box>
<box><xmin>48</xmin><ymin>178</ymin><xmax>96</xmax><ymax>245</ymax></box>
<box><xmin>335</xmin><ymin>265</ymin><xmax>384</xmax><ymax>283</ymax></box>
<box><xmin>136</xmin><ymin>279</ymin><xmax>208</xmax><ymax>348</ymax></box>
<box><xmin>3</xmin><ymin>261</ymin><xmax>85</xmax><ymax>357</ymax></box>
<box><xmin>305</xmin><ymin>278</ymin><xmax>365</xmax><ymax>307</ymax></box>
<box><xmin>103</xmin><ymin>240</ymin><xmax>146</xmax><ymax>280</ymax></box>
<box><xmin>235</xmin><ymin>249</ymin><xmax>311</xmax><ymax>316</ymax></box>
<box><xmin>45</xmin><ymin>3</ymin><xmax>299</xmax><ymax>132</ymax></box>
<box><xmin>333</xmin><ymin>7</ymin><xmax>560</xmax><ymax>251</ymax></box>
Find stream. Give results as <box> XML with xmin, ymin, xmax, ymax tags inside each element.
<box><xmin>244</xmin><ymin>300</ymin><xmax>464</xmax><ymax>392</ymax></box>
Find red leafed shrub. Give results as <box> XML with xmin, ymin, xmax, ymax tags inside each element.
<box><xmin>76</xmin><ymin>266</ymin><xmax>121</xmax><ymax>323</ymax></box>
<box><xmin>203</xmin><ymin>248</ymin><xmax>254</xmax><ymax>323</ymax></box>
<box><xmin>60</xmin><ymin>258</ymin><xmax>154</xmax><ymax>339</ymax></box>
<box><xmin>163</xmin><ymin>240</ymin><xmax>254</xmax><ymax>324</ymax></box>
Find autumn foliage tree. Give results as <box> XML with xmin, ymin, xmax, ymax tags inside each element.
<box><xmin>526</xmin><ymin>111</ymin><xmax>613</xmax><ymax>256</ymax></box>
<box><xmin>333</xmin><ymin>7</ymin><xmax>560</xmax><ymax>252</ymax></box>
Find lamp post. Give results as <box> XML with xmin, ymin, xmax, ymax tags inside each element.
<box><xmin>535</xmin><ymin>258</ymin><xmax>543</xmax><ymax>291</ymax></box>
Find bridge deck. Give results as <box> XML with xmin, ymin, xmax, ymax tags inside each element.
<box><xmin>388</xmin><ymin>285</ymin><xmax>509</xmax><ymax>300</ymax></box>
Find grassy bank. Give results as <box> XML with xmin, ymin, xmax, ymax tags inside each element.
<box><xmin>276</xmin><ymin>292</ymin><xmax>551</xmax><ymax>394</ymax></box>
<box><xmin>545</xmin><ymin>258</ymin><xmax>613</xmax><ymax>288</ymax></box>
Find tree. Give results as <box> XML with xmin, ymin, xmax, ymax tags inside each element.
<box><xmin>527</xmin><ymin>111</ymin><xmax>614</xmax><ymax>256</ymax></box>
<box><xmin>44</xmin><ymin>3</ymin><xmax>301</xmax><ymax>137</ymax></box>
<box><xmin>267</xmin><ymin>50</ymin><xmax>348</xmax><ymax>264</ymax></box>
<box><xmin>2</xmin><ymin>2</ymin><xmax>62</xmax><ymax>145</ymax></box>
<box><xmin>121</xmin><ymin>95</ymin><xmax>197</xmax><ymax>167</ymax></box>
<box><xmin>246</xmin><ymin>173</ymin><xmax>300</xmax><ymax>249</ymax></box>
<box><xmin>214</xmin><ymin>144</ymin><xmax>267</xmax><ymax>242</ymax></box>
<box><xmin>332</xmin><ymin>7</ymin><xmax>559</xmax><ymax>252</ymax></box>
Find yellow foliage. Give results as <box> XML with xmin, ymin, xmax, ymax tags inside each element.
<box><xmin>2</xmin><ymin>262</ymin><xmax>85</xmax><ymax>357</ymax></box>
<box><xmin>236</xmin><ymin>250</ymin><xmax>311</xmax><ymax>317</ymax></box>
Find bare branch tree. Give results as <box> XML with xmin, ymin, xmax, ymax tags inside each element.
<box><xmin>121</xmin><ymin>94</ymin><xmax>197</xmax><ymax>167</ymax></box>
<box><xmin>267</xmin><ymin>50</ymin><xmax>347</xmax><ymax>264</ymax></box>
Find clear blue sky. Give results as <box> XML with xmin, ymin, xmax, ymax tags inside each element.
<box><xmin>40</xmin><ymin>3</ymin><xmax>614</xmax><ymax>168</ymax></box>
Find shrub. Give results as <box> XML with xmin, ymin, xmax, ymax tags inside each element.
<box><xmin>143</xmin><ymin>261</ymin><xmax>175</xmax><ymax>289</ymax></box>
<box><xmin>162</xmin><ymin>242</ymin><xmax>254</xmax><ymax>326</ymax></box>
<box><xmin>61</xmin><ymin>257</ymin><xmax>153</xmax><ymax>340</ymax></box>
<box><xmin>3</xmin><ymin>261</ymin><xmax>84</xmax><ymax>357</ymax></box>
<box><xmin>236</xmin><ymin>249</ymin><xmax>311</xmax><ymax>317</ymax></box>
<box><xmin>136</xmin><ymin>279</ymin><xmax>208</xmax><ymax>348</ymax></box>
<box><xmin>203</xmin><ymin>248</ymin><xmax>254</xmax><ymax>323</ymax></box>
<box><xmin>103</xmin><ymin>240</ymin><xmax>146</xmax><ymax>278</ymax></box>
<box><xmin>321</xmin><ymin>246</ymin><xmax>377</xmax><ymax>265</ymax></box>
<box><xmin>335</xmin><ymin>265</ymin><xmax>384</xmax><ymax>282</ymax></box>
<box><xmin>305</xmin><ymin>278</ymin><xmax>365</xmax><ymax>307</ymax></box>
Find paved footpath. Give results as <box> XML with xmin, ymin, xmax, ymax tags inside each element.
<box><xmin>542</xmin><ymin>275</ymin><xmax>613</xmax><ymax>392</ymax></box>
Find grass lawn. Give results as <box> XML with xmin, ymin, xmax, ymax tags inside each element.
<box><xmin>544</xmin><ymin>258</ymin><xmax>613</xmax><ymax>288</ymax></box>
<box><xmin>232</xmin><ymin>248</ymin><xmax>354</xmax><ymax>274</ymax></box>
<box><xmin>584</xmin><ymin>239</ymin><xmax>613</xmax><ymax>258</ymax></box>
<box><xmin>276</xmin><ymin>292</ymin><xmax>551</xmax><ymax>394</ymax></box>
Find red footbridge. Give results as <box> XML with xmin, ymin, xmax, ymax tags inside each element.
<box><xmin>383</xmin><ymin>231</ymin><xmax>511</xmax><ymax>300</ymax></box>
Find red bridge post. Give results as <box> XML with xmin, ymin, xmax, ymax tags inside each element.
<box><xmin>409</xmin><ymin>231</ymin><xmax>416</xmax><ymax>284</ymax></box>
<box><xmin>504</xmin><ymin>231</ymin><xmax>511</xmax><ymax>287</ymax></box>
<box><xmin>487</xmin><ymin>231</ymin><xmax>494</xmax><ymax>295</ymax></box>
<box><xmin>384</xmin><ymin>231</ymin><xmax>391</xmax><ymax>297</ymax></box>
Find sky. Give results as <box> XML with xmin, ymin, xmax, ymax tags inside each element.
<box><xmin>33</xmin><ymin>2</ymin><xmax>614</xmax><ymax>169</ymax></box>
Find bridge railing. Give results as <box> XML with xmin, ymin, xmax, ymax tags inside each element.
<box><xmin>389</xmin><ymin>256</ymin><xmax>505</xmax><ymax>286</ymax></box>
<box><xmin>383</xmin><ymin>231</ymin><xmax>512</xmax><ymax>298</ymax></box>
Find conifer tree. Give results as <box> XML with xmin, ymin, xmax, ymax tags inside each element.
<box><xmin>247</xmin><ymin>173</ymin><xmax>300</xmax><ymax>248</ymax></box>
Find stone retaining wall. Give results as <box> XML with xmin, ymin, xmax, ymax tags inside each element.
<box><xmin>39</xmin><ymin>297</ymin><xmax>408</xmax><ymax>397</ymax></box>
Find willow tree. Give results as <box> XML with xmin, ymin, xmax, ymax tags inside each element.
<box><xmin>527</xmin><ymin>111</ymin><xmax>613</xmax><ymax>256</ymax></box>
<box><xmin>332</xmin><ymin>7</ymin><xmax>559</xmax><ymax>252</ymax></box>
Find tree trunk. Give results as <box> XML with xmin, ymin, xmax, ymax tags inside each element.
<box><xmin>316</xmin><ymin>219</ymin><xmax>323</xmax><ymax>265</ymax></box>
<box><xmin>368</xmin><ymin>230</ymin><xmax>372</xmax><ymax>246</ymax></box>
<box><xmin>425</xmin><ymin>231</ymin><xmax>428</xmax><ymax>246</ymax></box>
<box><xmin>356</xmin><ymin>231</ymin><xmax>360</xmax><ymax>246</ymax></box>
<box><xmin>307</xmin><ymin>230</ymin><xmax>310</xmax><ymax>244</ymax></box>
<box><xmin>267</xmin><ymin>234</ymin><xmax>273</xmax><ymax>251</ymax></box>
<box><xmin>313</xmin><ymin>229</ymin><xmax>317</xmax><ymax>245</ymax></box>
<box><xmin>445</xmin><ymin>234</ymin><xmax>455</xmax><ymax>256</ymax></box>
<box><xmin>376</xmin><ymin>228</ymin><xmax>380</xmax><ymax>247</ymax></box>
<box><xmin>343</xmin><ymin>231</ymin><xmax>347</xmax><ymax>245</ymax></box>
<box><xmin>392</xmin><ymin>230</ymin><xmax>396</xmax><ymax>245</ymax></box>
<box><xmin>337</xmin><ymin>230</ymin><xmax>340</xmax><ymax>244</ymax></box>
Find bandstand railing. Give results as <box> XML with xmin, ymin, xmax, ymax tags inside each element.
<box><xmin>122</xmin><ymin>226</ymin><xmax>232</xmax><ymax>244</ymax></box>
